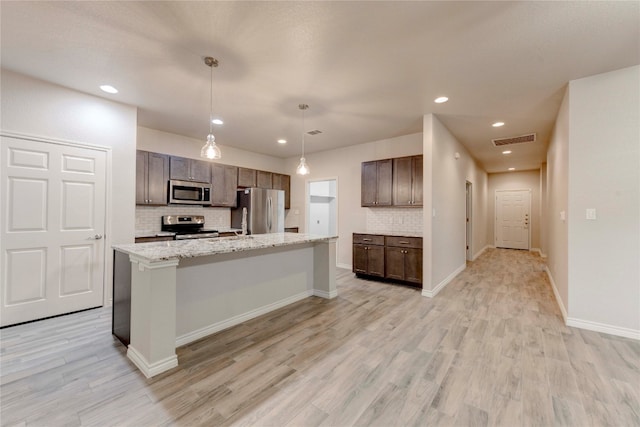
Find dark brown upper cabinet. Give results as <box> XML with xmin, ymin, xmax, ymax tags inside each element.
<box><xmin>393</xmin><ymin>155</ymin><xmax>423</xmax><ymax>207</ymax></box>
<box><xmin>256</xmin><ymin>170</ymin><xmax>273</xmax><ymax>189</ymax></box>
<box><xmin>272</xmin><ymin>173</ymin><xmax>291</xmax><ymax>209</ymax></box>
<box><xmin>136</xmin><ymin>150</ymin><xmax>169</xmax><ymax>205</ymax></box>
<box><xmin>169</xmin><ymin>156</ymin><xmax>211</xmax><ymax>183</ymax></box>
<box><xmin>237</xmin><ymin>167</ymin><xmax>256</xmax><ymax>188</ymax></box>
<box><xmin>211</xmin><ymin>163</ymin><xmax>238</xmax><ymax>207</ymax></box>
<box><xmin>361</xmin><ymin>159</ymin><xmax>393</xmax><ymax>207</ymax></box>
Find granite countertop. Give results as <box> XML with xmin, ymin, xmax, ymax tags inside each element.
<box><xmin>354</xmin><ymin>231</ymin><xmax>423</xmax><ymax>238</ymax></box>
<box><xmin>114</xmin><ymin>233</ymin><xmax>337</xmax><ymax>263</ymax></box>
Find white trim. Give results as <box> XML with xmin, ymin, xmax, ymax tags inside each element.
<box><xmin>337</xmin><ymin>262</ymin><xmax>351</xmax><ymax>270</ymax></box>
<box><xmin>566</xmin><ymin>318</ymin><xmax>640</xmax><ymax>341</ymax></box>
<box><xmin>127</xmin><ymin>345</ymin><xmax>178</xmax><ymax>379</ymax></box>
<box><xmin>313</xmin><ymin>289</ymin><xmax>338</xmax><ymax>299</ymax></box>
<box><xmin>175</xmin><ymin>290</ymin><xmax>312</xmax><ymax>347</ymax></box>
<box><xmin>472</xmin><ymin>245</ymin><xmax>493</xmax><ymax>261</ymax></box>
<box><xmin>422</xmin><ymin>263</ymin><xmax>466</xmax><ymax>298</ymax></box>
<box><xmin>544</xmin><ymin>266</ymin><xmax>567</xmax><ymax>322</ymax></box>
<box><xmin>0</xmin><ymin>130</ymin><xmax>111</xmax><ymax>152</ymax></box>
<box><xmin>530</xmin><ymin>247</ymin><xmax>542</xmax><ymax>256</ymax></box>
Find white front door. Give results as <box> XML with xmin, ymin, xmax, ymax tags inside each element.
<box><xmin>1</xmin><ymin>135</ymin><xmax>107</xmax><ymax>327</ymax></box>
<box><xmin>495</xmin><ymin>189</ymin><xmax>530</xmax><ymax>250</ymax></box>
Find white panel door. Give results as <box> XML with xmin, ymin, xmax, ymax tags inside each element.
<box><xmin>1</xmin><ymin>136</ymin><xmax>107</xmax><ymax>326</ymax></box>
<box><xmin>495</xmin><ymin>190</ymin><xmax>530</xmax><ymax>250</ymax></box>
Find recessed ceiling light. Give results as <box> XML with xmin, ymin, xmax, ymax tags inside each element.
<box><xmin>508</xmin><ymin>167</ymin><xmax>515</xmax><ymax>171</ymax></box>
<box><xmin>99</xmin><ymin>85</ymin><xmax>118</xmax><ymax>94</ymax></box>
<box><xmin>434</xmin><ymin>96</ymin><xmax>449</xmax><ymax>104</ymax></box>
<box><xmin>211</xmin><ymin>118</ymin><xmax>224</xmax><ymax>125</ymax></box>
<box><xmin>277</xmin><ymin>139</ymin><xmax>287</xmax><ymax>144</ymax></box>
<box><xmin>502</xmin><ymin>150</ymin><xmax>512</xmax><ymax>154</ymax></box>
<box><xmin>492</xmin><ymin>121</ymin><xmax>505</xmax><ymax>127</ymax></box>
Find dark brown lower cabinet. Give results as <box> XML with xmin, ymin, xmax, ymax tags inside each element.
<box><xmin>385</xmin><ymin>246</ymin><xmax>422</xmax><ymax>286</ymax></box>
<box><xmin>353</xmin><ymin>244</ymin><xmax>385</xmax><ymax>277</ymax></box>
<box><xmin>353</xmin><ymin>233</ymin><xmax>422</xmax><ymax>288</ymax></box>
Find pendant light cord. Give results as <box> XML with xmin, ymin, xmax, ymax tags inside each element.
<box><xmin>209</xmin><ymin>64</ymin><xmax>214</xmax><ymax>135</ymax></box>
<box><xmin>301</xmin><ymin>107</ymin><xmax>306</xmax><ymax>158</ymax></box>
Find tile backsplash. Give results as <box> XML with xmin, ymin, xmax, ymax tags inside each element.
<box><xmin>366</xmin><ymin>207</ymin><xmax>423</xmax><ymax>234</ymax></box>
<box><xmin>136</xmin><ymin>205</ymin><xmax>231</xmax><ymax>233</ymax></box>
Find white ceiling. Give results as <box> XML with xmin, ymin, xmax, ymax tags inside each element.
<box><xmin>1</xmin><ymin>1</ymin><xmax>638</xmax><ymax>172</ymax></box>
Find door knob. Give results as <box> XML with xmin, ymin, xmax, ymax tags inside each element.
<box><xmin>94</xmin><ymin>234</ymin><xmax>103</xmax><ymax>240</ymax></box>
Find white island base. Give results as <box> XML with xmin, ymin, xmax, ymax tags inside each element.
<box><xmin>115</xmin><ymin>234</ymin><xmax>337</xmax><ymax>378</ymax></box>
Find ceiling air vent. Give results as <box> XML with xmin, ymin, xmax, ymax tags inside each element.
<box><xmin>492</xmin><ymin>133</ymin><xmax>536</xmax><ymax>147</ymax></box>
<box><xmin>306</xmin><ymin>130</ymin><xmax>322</xmax><ymax>136</ymax></box>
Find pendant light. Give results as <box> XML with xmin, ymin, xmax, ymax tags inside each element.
<box><xmin>296</xmin><ymin>104</ymin><xmax>310</xmax><ymax>175</ymax></box>
<box><xmin>200</xmin><ymin>56</ymin><xmax>222</xmax><ymax>160</ymax></box>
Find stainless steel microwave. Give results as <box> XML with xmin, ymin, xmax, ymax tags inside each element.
<box><xmin>168</xmin><ymin>179</ymin><xmax>211</xmax><ymax>205</ymax></box>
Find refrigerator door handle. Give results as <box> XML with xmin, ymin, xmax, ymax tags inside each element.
<box><xmin>267</xmin><ymin>197</ymin><xmax>272</xmax><ymax>231</ymax></box>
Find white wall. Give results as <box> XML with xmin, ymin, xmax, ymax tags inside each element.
<box><xmin>546</xmin><ymin>87</ymin><xmax>570</xmax><ymax>315</ymax></box>
<box><xmin>137</xmin><ymin>126</ymin><xmax>287</xmax><ymax>173</ymax></box>
<box><xmin>488</xmin><ymin>170</ymin><xmax>541</xmax><ymax>250</ymax></box>
<box><xmin>540</xmin><ymin>162</ymin><xmax>547</xmax><ymax>257</ymax></box>
<box><xmin>286</xmin><ymin>133</ymin><xmax>423</xmax><ymax>268</ymax></box>
<box><xmin>423</xmin><ymin>114</ymin><xmax>489</xmax><ymax>294</ymax></box>
<box><xmin>566</xmin><ymin>65</ymin><xmax>640</xmax><ymax>336</ymax></box>
<box><xmin>1</xmin><ymin>69</ymin><xmax>138</xmax><ymax>304</ymax></box>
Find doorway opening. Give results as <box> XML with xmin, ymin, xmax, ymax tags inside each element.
<box><xmin>466</xmin><ymin>181</ymin><xmax>472</xmax><ymax>261</ymax></box>
<box><xmin>307</xmin><ymin>179</ymin><xmax>337</xmax><ymax>237</ymax></box>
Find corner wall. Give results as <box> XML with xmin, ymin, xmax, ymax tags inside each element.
<box><xmin>423</xmin><ymin>114</ymin><xmax>489</xmax><ymax>296</ymax></box>
<box><xmin>566</xmin><ymin>65</ymin><xmax>640</xmax><ymax>337</ymax></box>
<box><xmin>1</xmin><ymin>69</ymin><xmax>138</xmax><ymax>305</ymax></box>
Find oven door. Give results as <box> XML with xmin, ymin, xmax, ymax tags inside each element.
<box><xmin>169</xmin><ymin>180</ymin><xmax>211</xmax><ymax>205</ymax></box>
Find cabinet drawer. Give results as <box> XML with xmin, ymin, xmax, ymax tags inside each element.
<box><xmin>353</xmin><ymin>233</ymin><xmax>384</xmax><ymax>246</ymax></box>
<box><xmin>385</xmin><ymin>236</ymin><xmax>422</xmax><ymax>249</ymax></box>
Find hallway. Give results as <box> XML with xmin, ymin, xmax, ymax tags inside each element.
<box><xmin>1</xmin><ymin>249</ymin><xmax>638</xmax><ymax>426</ymax></box>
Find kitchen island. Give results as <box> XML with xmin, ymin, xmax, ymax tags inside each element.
<box><xmin>113</xmin><ymin>233</ymin><xmax>337</xmax><ymax>378</ymax></box>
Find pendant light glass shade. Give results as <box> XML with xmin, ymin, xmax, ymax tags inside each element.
<box><xmin>201</xmin><ymin>133</ymin><xmax>221</xmax><ymax>159</ymax></box>
<box><xmin>296</xmin><ymin>157</ymin><xmax>310</xmax><ymax>175</ymax></box>
<box><xmin>296</xmin><ymin>104</ymin><xmax>310</xmax><ymax>176</ymax></box>
<box><xmin>201</xmin><ymin>56</ymin><xmax>222</xmax><ymax>160</ymax></box>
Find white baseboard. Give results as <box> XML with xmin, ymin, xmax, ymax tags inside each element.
<box><xmin>422</xmin><ymin>263</ymin><xmax>466</xmax><ymax>298</ymax></box>
<box><xmin>544</xmin><ymin>266</ymin><xmax>568</xmax><ymax>322</ymax></box>
<box><xmin>313</xmin><ymin>289</ymin><xmax>338</xmax><ymax>299</ymax></box>
<box><xmin>127</xmin><ymin>345</ymin><xmax>178</xmax><ymax>379</ymax></box>
<box><xmin>175</xmin><ymin>290</ymin><xmax>313</xmax><ymax>347</ymax></box>
<box><xmin>530</xmin><ymin>247</ymin><xmax>542</xmax><ymax>256</ymax></box>
<box><xmin>566</xmin><ymin>317</ymin><xmax>640</xmax><ymax>341</ymax></box>
<box><xmin>337</xmin><ymin>262</ymin><xmax>351</xmax><ymax>270</ymax></box>
<box><xmin>472</xmin><ymin>245</ymin><xmax>493</xmax><ymax>261</ymax></box>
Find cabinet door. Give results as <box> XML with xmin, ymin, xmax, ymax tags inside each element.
<box><xmin>147</xmin><ymin>152</ymin><xmax>169</xmax><ymax>205</ymax></box>
<box><xmin>272</xmin><ymin>173</ymin><xmax>291</xmax><ymax>209</ymax></box>
<box><xmin>385</xmin><ymin>247</ymin><xmax>406</xmax><ymax>281</ymax></box>
<box><xmin>190</xmin><ymin>159</ymin><xmax>211</xmax><ymax>183</ymax></box>
<box><xmin>376</xmin><ymin>159</ymin><xmax>393</xmax><ymax>206</ymax></box>
<box><xmin>367</xmin><ymin>245</ymin><xmax>385</xmax><ymax>277</ymax></box>
<box><xmin>412</xmin><ymin>155</ymin><xmax>423</xmax><ymax>206</ymax></box>
<box><xmin>238</xmin><ymin>167</ymin><xmax>256</xmax><ymax>187</ymax></box>
<box><xmin>393</xmin><ymin>156</ymin><xmax>413</xmax><ymax>206</ymax></box>
<box><xmin>136</xmin><ymin>151</ymin><xmax>147</xmax><ymax>204</ymax></box>
<box><xmin>404</xmin><ymin>248</ymin><xmax>423</xmax><ymax>285</ymax></box>
<box><xmin>211</xmin><ymin>163</ymin><xmax>238</xmax><ymax>207</ymax></box>
<box><xmin>256</xmin><ymin>170</ymin><xmax>273</xmax><ymax>189</ymax></box>
<box><xmin>353</xmin><ymin>244</ymin><xmax>369</xmax><ymax>274</ymax></box>
<box><xmin>169</xmin><ymin>156</ymin><xmax>190</xmax><ymax>181</ymax></box>
<box><xmin>361</xmin><ymin>161</ymin><xmax>378</xmax><ymax>206</ymax></box>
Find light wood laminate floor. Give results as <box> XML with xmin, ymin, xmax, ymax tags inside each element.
<box><xmin>1</xmin><ymin>249</ymin><xmax>638</xmax><ymax>426</ymax></box>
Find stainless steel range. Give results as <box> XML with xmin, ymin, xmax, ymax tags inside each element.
<box><xmin>161</xmin><ymin>215</ymin><xmax>219</xmax><ymax>240</ymax></box>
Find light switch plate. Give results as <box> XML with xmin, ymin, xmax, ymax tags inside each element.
<box><xmin>586</xmin><ymin>208</ymin><xmax>597</xmax><ymax>220</ymax></box>
<box><xmin>560</xmin><ymin>211</ymin><xmax>566</xmax><ymax>221</ymax></box>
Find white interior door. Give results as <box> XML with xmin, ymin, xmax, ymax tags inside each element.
<box><xmin>495</xmin><ymin>189</ymin><xmax>530</xmax><ymax>250</ymax></box>
<box><xmin>1</xmin><ymin>136</ymin><xmax>107</xmax><ymax>326</ymax></box>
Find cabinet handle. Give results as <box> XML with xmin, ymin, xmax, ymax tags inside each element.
<box><xmin>399</xmin><ymin>241</ymin><xmax>409</xmax><ymax>244</ymax></box>
<box><xmin>362</xmin><ymin>238</ymin><xmax>372</xmax><ymax>242</ymax></box>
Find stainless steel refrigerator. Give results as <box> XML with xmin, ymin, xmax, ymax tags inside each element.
<box><xmin>231</xmin><ymin>188</ymin><xmax>285</xmax><ymax>234</ymax></box>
